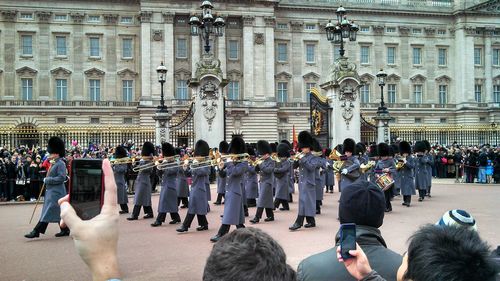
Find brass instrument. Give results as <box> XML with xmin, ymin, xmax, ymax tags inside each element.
<box><xmin>190</xmin><ymin>153</ymin><xmax>250</xmax><ymax>170</ymax></box>
<box><xmin>360</xmin><ymin>160</ymin><xmax>376</xmax><ymax>173</ymax></box>
<box><xmin>395</xmin><ymin>157</ymin><xmax>406</xmax><ymax>170</ymax></box>
<box><xmin>328</xmin><ymin>149</ymin><xmax>342</xmax><ymax>161</ymax></box>
<box><xmin>110</xmin><ymin>156</ymin><xmax>153</xmax><ymax>165</ymax></box>
<box><xmin>155</xmin><ymin>155</ymin><xmax>182</xmax><ymax>170</ymax></box>
<box><xmin>249</xmin><ymin>156</ymin><xmax>267</xmax><ymax>167</ymax></box>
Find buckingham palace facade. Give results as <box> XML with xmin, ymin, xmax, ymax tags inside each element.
<box><xmin>0</xmin><ymin>0</ymin><xmax>499</xmax><ymax>146</ymax></box>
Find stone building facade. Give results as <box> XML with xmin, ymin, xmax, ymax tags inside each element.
<box><xmin>0</xmin><ymin>0</ymin><xmax>499</xmax><ymax>146</ymax></box>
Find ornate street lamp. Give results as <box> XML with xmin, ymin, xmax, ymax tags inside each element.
<box><xmin>376</xmin><ymin>68</ymin><xmax>388</xmax><ymax>114</ymax></box>
<box><xmin>325</xmin><ymin>6</ymin><xmax>358</xmax><ymax>58</ymax></box>
<box><xmin>189</xmin><ymin>0</ymin><xmax>225</xmax><ymax>54</ymax></box>
<box><xmin>156</xmin><ymin>61</ymin><xmax>168</xmax><ymax>112</ymax></box>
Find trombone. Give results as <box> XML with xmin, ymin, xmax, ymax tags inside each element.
<box><xmin>190</xmin><ymin>153</ymin><xmax>250</xmax><ymax>170</ymax></box>
<box><xmin>110</xmin><ymin>156</ymin><xmax>153</xmax><ymax>165</ymax></box>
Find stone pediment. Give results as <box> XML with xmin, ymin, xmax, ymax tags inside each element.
<box><xmin>174</xmin><ymin>68</ymin><xmax>191</xmax><ymax>80</ymax></box>
<box><xmin>50</xmin><ymin>67</ymin><xmax>72</xmax><ymax>76</ymax></box>
<box><xmin>84</xmin><ymin>67</ymin><xmax>105</xmax><ymax>77</ymax></box>
<box><xmin>117</xmin><ymin>68</ymin><xmax>138</xmax><ymax>77</ymax></box>
<box><xmin>302</xmin><ymin>72</ymin><xmax>320</xmax><ymax>81</ymax></box>
<box><xmin>435</xmin><ymin>75</ymin><xmax>451</xmax><ymax>83</ymax></box>
<box><xmin>227</xmin><ymin>69</ymin><xmax>242</xmax><ymax>79</ymax></box>
<box><xmin>360</xmin><ymin>73</ymin><xmax>375</xmax><ymax>82</ymax></box>
<box><xmin>16</xmin><ymin>66</ymin><xmax>38</xmax><ymax>76</ymax></box>
<box><xmin>467</xmin><ymin>0</ymin><xmax>500</xmax><ymax>13</ymax></box>
<box><xmin>387</xmin><ymin>74</ymin><xmax>401</xmax><ymax>82</ymax></box>
<box><xmin>410</xmin><ymin>74</ymin><xmax>426</xmax><ymax>83</ymax></box>
<box><xmin>275</xmin><ymin>71</ymin><xmax>292</xmax><ymax>80</ymax></box>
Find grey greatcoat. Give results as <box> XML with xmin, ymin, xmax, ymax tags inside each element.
<box><xmin>315</xmin><ymin>158</ymin><xmax>327</xmax><ymax>201</ymax></box>
<box><xmin>399</xmin><ymin>156</ymin><xmax>416</xmax><ymax>196</ymax></box>
<box><xmin>374</xmin><ymin>158</ymin><xmax>397</xmax><ymax>186</ymax></box>
<box><xmin>40</xmin><ymin>158</ymin><xmax>67</xmax><ymax>223</ymax></box>
<box><xmin>205</xmin><ymin>175</ymin><xmax>211</xmax><ymax>202</ymax></box>
<box><xmin>113</xmin><ymin>163</ymin><xmax>128</xmax><ymax>205</ymax></box>
<box><xmin>274</xmin><ymin>160</ymin><xmax>291</xmax><ymax>201</ymax></box>
<box><xmin>244</xmin><ymin>163</ymin><xmax>259</xmax><ymax>199</ymax></box>
<box><xmin>176</xmin><ymin>168</ymin><xmax>189</xmax><ymax>198</ymax></box>
<box><xmin>133</xmin><ymin>160</ymin><xmax>153</xmax><ymax>206</ymax></box>
<box><xmin>257</xmin><ymin>158</ymin><xmax>275</xmax><ymax>209</ymax></box>
<box><xmin>392</xmin><ymin>158</ymin><xmax>401</xmax><ymax>193</ymax></box>
<box><xmin>289</xmin><ymin>163</ymin><xmax>295</xmax><ymax>194</ymax></box>
<box><xmin>222</xmin><ymin>161</ymin><xmax>247</xmax><ymax>225</ymax></box>
<box><xmin>425</xmin><ymin>154</ymin><xmax>433</xmax><ymax>188</ymax></box>
<box><xmin>158</xmin><ymin>166</ymin><xmax>179</xmax><ymax>213</ymax></box>
<box><xmin>297</xmin><ymin>153</ymin><xmax>318</xmax><ymax>217</ymax></box>
<box><xmin>186</xmin><ymin>166</ymin><xmax>210</xmax><ymax>215</ymax></box>
<box><xmin>415</xmin><ymin>155</ymin><xmax>429</xmax><ymax>190</ymax></box>
<box><xmin>340</xmin><ymin>155</ymin><xmax>361</xmax><ymax>188</ymax></box>
<box><xmin>324</xmin><ymin>159</ymin><xmax>335</xmax><ymax>186</ymax></box>
<box><xmin>216</xmin><ymin>167</ymin><xmax>227</xmax><ymax>194</ymax></box>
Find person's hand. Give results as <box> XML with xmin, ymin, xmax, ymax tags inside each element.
<box><xmin>341</xmin><ymin>168</ymin><xmax>348</xmax><ymax>175</ymax></box>
<box><xmin>383</xmin><ymin>168</ymin><xmax>389</xmax><ymax>173</ymax></box>
<box><xmin>58</xmin><ymin>159</ymin><xmax>121</xmax><ymax>281</ymax></box>
<box><xmin>337</xmin><ymin>243</ymin><xmax>372</xmax><ymax>281</ymax></box>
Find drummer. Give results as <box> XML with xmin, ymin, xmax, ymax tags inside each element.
<box><xmin>373</xmin><ymin>143</ymin><xmax>396</xmax><ymax>213</ymax></box>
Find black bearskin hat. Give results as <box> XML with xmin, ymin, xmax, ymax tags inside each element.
<box><xmin>47</xmin><ymin>136</ymin><xmax>65</xmax><ymax>157</ymax></box>
<box><xmin>219</xmin><ymin>141</ymin><xmax>229</xmax><ymax>154</ymax></box>
<box><xmin>298</xmin><ymin>131</ymin><xmax>313</xmax><ymax>149</ymax></box>
<box><xmin>277</xmin><ymin>143</ymin><xmax>291</xmax><ymax>158</ymax></box>
<box><xmin>356</xmin><ymin>142</ymin><xmax>366</xmax><ymax>155</ymax></box>
<box><xmin>414</xmin><ymin>141</ymin><xmax>427</xmax><ymax>153</ymax></box>
<box><xmin>399</xmin><ymin>141</ymin><xmax>412</xmax><ymax>155</ymax></box>
<box><xmin>114</xmin><ymin>146</ymin><xmax>128</xmax><ymax>159</ymax></box>
<box><xmin>247</xmin><ymin>144</ymin><xmax>256</xmax><ymax>156</ymax></box>
<box><xmin>343</xmin><ymin>138</ymin><xmax>356</xmax><ymax>153</ymax></box>
<box><xmin>280</xmin><ymin>139</ymin><xmax>292</xmax><ymax>149</ymax></box>
<box><xmin>229</xmin><ymin>137</ymin><xmax>246</xmax><ymax>155</ymax></box>
<box><xmin>325</xmin><ymin>148</ymin><xmax>332</xmax><ymax>158</ymax></box>
<box><xmin>423</xmin><ymin>140</ymin><xmax>431</xmax><ymax>152</ymax></box>
<box><xmin>270</xmin><ymin>142</ymin><xmax>277</xmax><ymax>153</ymax></box>
<box><xmin>368</xmin><ymin>144</ymin><xmax>378</xmax><ymax>157</ymax></box>
<box><xmin>141</xmin><ymin>142</ymin><xmax>155</xmax><ymax>157</ymax></box>
<box><xmin>194</xmin><ymin>140</ymin><xmax>210</xmax><ymax>157</ymax></box>
<box><xmin>312</xmin><ymin>138</ymin><xmax>322</xmax><ymax>153</ymax></box>
<box><xmin>162</xmin><ymin>142</ymin><xmax>175</xmax><ymax>157</ymax></box>
<box><xmin>390</xmin><ymin>144</ymin><xmax>399</xmax><ymax>156</ymax></box>
<box><xmin>377</xmin><ymin>143</ymin><xmax>390</xmax><ymax>157</ymax></box>
<box><xmin>257</xmin><ymin>140</ymin><xmax>272</xmax><ymax>155</ymax></box>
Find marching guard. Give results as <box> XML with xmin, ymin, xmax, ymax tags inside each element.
<box><xmin>250</xmin><ymin>140</ymin><xmax>275</xmax><ymax>224</ymax></box>
<box><xmin>151</xmin><ymin>142</ymin><xmax>181</xmax><ymax>227</ymax></box>
<box><xmin>127</xmin><ymin>142</ymin><xmax>155</xmax><ymax>220</ymax></box>
<box><xmin>214</xmin><ymin>141</ymin><xmax>229</xmax><ymax>205</ymax></box>
<box><xmin>398</xmin><ymin>141</ymin><xmax>416</xmax><ymax>207</ymax></box>
<box><xmin>339</xmin><ymin>138</ymin><xmax>361</xmax><ymax>191</ymax></box>
<box><xmin>312</xmin><ymin>138</ymin><xmax>326</xmax><ymax>215</ymax></box>
<box><xmin>244</xmin><ymin>144</ymin><xmax>259</xmax><ymax>207</ymax></box>
<box><xmin>324</xmin><ymin>148</ymin><xmax>335</xmax><ymax>193</ymax></box>
<box><xmin>390</xmin><ymin>143</ymin><xmax>401</xmax><ymax>196</ymax></box>
<box><xmin>25</xmin><ymin>137</ymin><xmax>70</xmax><ymax>238</ymax></box>
<box><xmin>374</xmin><ymin>143</ymin><xmax>397</xmax><ymax>212</ymax></box>
<box><xmin>290</xmin><ymin>131</ymin><xmax>319</xmax><ymax>231</ymax></box>
<box><xmin>177</xmin><ymin>140</ymin><xmax>211</xmax><ymax>233</ymax></box>
<box><xmin>113</xmin><ymin>146</ymin><xmax>129</xmax><ymax>214</ymax></box>
<box><xmin>414</xmin><ymin>141</ymin><xmax>430</xmax><ymax>202</ymax></box>
<box><xmin>210</xmin><ymin>137</ymin><xmax>248</xmax><ymax>242</ymax></box>
<box><xmin>175</xmin><ymin>148</ymin><xmax>189</xmax><ymax>209</ymax></box>
<box><xmin>366</xmin><ymin>144</ymin><xmax>379</xmax><ymax>185</ymax></box>
<box><xmin>273</xmin><ymin>143</ymin><xmax>291</xmax><ymax>211</ymax></box>
<box><xmin>423</xmin><ymin>140</ymin><xmax>433</xmax><ymax>197</ymax></box>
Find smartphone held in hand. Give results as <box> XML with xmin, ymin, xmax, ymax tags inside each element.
<box><xmin>340</xmin><ymin>223</ymin><xmax>357</xmax><ymax>260</ymax></box>
<box><xmin>69</xmin><ymin>159</ymin><xmax>104</xmax><ymax>220</ymax></box>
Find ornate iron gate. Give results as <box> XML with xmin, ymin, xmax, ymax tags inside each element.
<box><xmin>360</xmin><ymin>115</ymin><xmax>377</xmax><ymax>144</ymax></box>
<box><xmin>309</xmin><ymin>88</ymin><xmax>330</xmax><ymax>148</ymax></box>
<box><xmin>169</xmin><ymin>100</ymin><xmax>195</xmax><ymax>147</ymax></box>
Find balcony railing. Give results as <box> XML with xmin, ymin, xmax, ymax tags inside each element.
<box><xmin>0</xmin><ymin>100</ymin><xmax>139</xmax><ymax>107</ymax></box>
<box><xmin>361</xmin><ymin>103</ymin><xmax>456</xmax><ymax>109</ymax></box>
<box><xmin>281</xmin><ymin>0</ymin><xmax>454</xmax><ymax>9</ymax></box>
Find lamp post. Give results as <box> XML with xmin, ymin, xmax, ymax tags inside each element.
<box><xmin>325</xmin><ymin>6</ymin><xmax>359</xmax><ymax>58</ymax></box>
<box><xmin>156</xmin><ymin>61</ymin><xmax>168</xmax><ymax>113</ymax></box>
<box><xmin>376</xmin><ymin>68</ymin><xmax>388</xmax><ymax>114</ymax></box>
<box><xmin>189</xmin><ymin>1</ymin><xmax>225</xmax><ymax>54</ymax></box>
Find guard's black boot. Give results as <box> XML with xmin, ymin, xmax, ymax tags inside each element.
<box><xmin>24</xmin><ymin>230</ymin><xmax>40</xmax><ymax>239</ymax></box>
<box><xmin>210</xmin><ymin>224</ymin><xmax>230</xmax><ymax>242</ymax></box>
<box><xmin>119</xmin><ymin>204</ymin><xmax>129</xmax><ymax>214</ymax></box>
<box><xmin>143</xmin><ymin>206</ymin><xmax>154</xmax><ymax>219</ymax></box>
<box><xmin>151</xmin><ymin>212</ymin><xmax>166</xmax><ymax>227</ymax></box>
<box><xmin>127</xmin><ymin>205</ymin><xmax>141</xmax><ymax>220</ymax></box>
<box><xmin>169</xmin><ymin>212</ymin><xmax>181</xmax><ymax>224</ymax></box>
<box><xmin>55</xmin><ymin>226</ymin><xmax>70</xmax><ymax>237</ymax></box>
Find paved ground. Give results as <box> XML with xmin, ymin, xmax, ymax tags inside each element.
<box><xmin>1</xmin><ymin>179</ymin><xmax>499</xmax><ymax>281</ymax></box>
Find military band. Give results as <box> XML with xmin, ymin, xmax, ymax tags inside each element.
<box><xmin>127</xmin><ymin>142</ymin><xmax>155</xmax><ymax>221</ymax></box>
<box><xmin>273</xmin><ymin>143</ymin><xmax>291</xmax><ymax>211</ymax></box>
<box><xmin>113</xmin><ymin>146</ymin><xmax>129</xmax><ymax>214</ymax></box>
<box><xmin>250</xmin><ymin>141</ymin><xmax>275</xmax><ymax>224</ymax></box>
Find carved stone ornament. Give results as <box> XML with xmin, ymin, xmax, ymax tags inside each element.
<box><xmin>448</xmin><ymin>27</ymin><xmax>456</xmax><ymax>36</ymax></box>
<box><xmin>152</xmin><ymin>30</ymin><xmax>163</xmax><ymax>41</ymax></box>
<box><xmin>1</xmin><ymin>10</ymin><xmax>18</xmax><ymax>21</ymax></box>
<box><xmin>424</xmin><ymin>27</ymin><xmax>436</xmax><ymax>36</ymax></box>
<box><xmin>139</xmin><ymin>11</ymin><xmax>153</xmax><ymax>23</ymax></box>
<box><xmin>290</xmin><ymin>21</ymin><xmax>304</xmax><ymax>32</ymax></box>
<box><xmin>36</xmin><ymin>11</ymin><xmax>52</xmax><ymax>22</ymax></box>
<box><xmin>254</xmin><ymin>33</ymin><xmax>265</xmax><ymax>45</ymax></box>
<box><xmin>372</xmin><ymin>25</ymin><xmax>385</xmax><ymax>34</ymax></box>
<box><xmin>103</xmin><ymin>14</ymin><xmax>119</xmax><ymax>24</ymax></box>
<box><xmin>194</xmin><ymin>54</ymin><xmax>223</xmax><ymax>80</ymax></box>
<box><xmin>16</xmin><ymin>66</ymin><xmax>38</xmax><ymax>76</ymax></box>
<box><xmin>339</xmin><ymin>82</ymin><xmax>358</xmax><ymax>128</ymax></box>
<box><xmin>398</xmin><ymin>26</ymin><xmax>410</xmax><ymax>36</ymax></box>
<box><xmin>330</xmin><ymin>56</ymin><xmax>360</xmax><ymax>85</ymax></box>
<box><xmin>464</xmin><ymin>26</ymin><xmax>476</xmax><ymax>35</ymax></box>
<box><xmin>264</xmin><ymin>16</ymin><xmax>275</xmax><ymax>27</ymax></box>
<box><xmin>198</xmin><ymin>81</ymin><xmax>220</xmax><ymax>130</ymax></box>
<box><xmin>50</xmin><ymin>67</ymin><xmax>72</xmax><ymax>77</ymax></box>
<box><xmin>70</xmin><ymin>13</ymin><xmax>85</xmax><ymax>23</ymax></box>
<box><xmin>242</xmin><ymin>16</ymin><xmax>255</xmax><ymax>26</ymax></box>
<box><xmin>435</xmin><ymin>75</ymin><xmax>451</xmax><ymax>84</ymax></box>
<box><xmin>84</xmin><ymin>67</ymin><xmax>105</xmax><ymax>77</ymax></box>
<box><xmin>162</xmin><ymin>12</ymin><xmax>174</xmax><ymax>24</ymax></box>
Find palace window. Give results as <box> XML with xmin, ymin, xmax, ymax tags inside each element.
<box><xmin>493</xmin><ymin>48</ymin><xmax>500</xmax><ymax>66</ymax></box>
<box><xmin>474</xmin><ymin>48</ymin><xmax>482</xmax><ymax>65</ymax></box>
<box><xmin>122</xmin><ymin>38</ymin><xmax>133</xmax><ymax>59</ymax></box>
<box><xmin>56</xmin><ymin>79</ymin><xmax>68</xmax><ymax>101</ymax></box>
<box><xmin>306</xmin><ymin>83</ymin><xmax>316</xmax><ymax>95</ymax></box>
<box><xmin>438</xmin><ymin>48</ymin><xmax>447</xmax><ymax>66</ymax></box>
<box><xmin>474</xmin><ymin>84</ymin><xmax>482</xmax><ymax>102</ymax></box>
<box><xmin>56</xmin><ymin>36</ymin><xmax>67</xmax><ymax>56</ymax></box>
<box><xmin>305</xmin><ymin>24</ymin><xmax>316</xmax><ymax>30</ymax></box>
<box><xmin>414</xmin><ymin>84</ymin><xmax>423</xmax><ymax>104</ymax></box>
<box><xmin>277</xmin><ymin>23</ymin><xmax>288</xmax><ymax>30</ymax></box>
<box><xmin>228</xmin><ymin>81</ymin><xmax>240</xmax><ymax>100</ymax></box>
<box><xmin>21</xmin><ymin>78</ymin><xmax>33</xmax><ymax>100</ymax></box>
<box><xmin>306</xmin><ymin>44</ymin><xmax>316</xmax><ymax>63</ymax></box>
<box><xmin>438</xmin><ymin>85</ymin><xmax>447</xmax><ymax>104</ymax></box>
<box><xmin>176</xmin><ymin>80</ymin><xmax>188</xmax><ymax>100</ymax></box>
<box><xmin>494</xmin><ymin>85</ymin><xmax>500</xmax><ymax>103</ymax></box>
<box><xmin>21</xmin><ymin>35</ymin><xmax>33</xmax><ymax>56</ymax></box>
<box><xmin>360</xmin><ymin>46</ymin><xmax>370</xmax><ymax>64</ymax></box>
<box><xmin>89</xmin><ymin>37</ymin><xmax>100</xmax><ymax>57</ymax></box>
<box><xmin>412</xmin><ymin>47</ymin><xmax>422</xmax><ymax>65</ymax></box>
<box><xmin>120</xmin><ymin>16</ymin><xmax>133</xmax><ymax>24</ymax></box>
<box><xmin>277</xmin><ymin>82</ymin><xmax>288</xmax><ymax>102</ymax></box>
<box><xmin>228</xmin><ymin>40</ymin><xmax>239</xmax><ymax>60</ymax></box>
<box><xmin>54</xmin><ymin>14</ymin><xmax>67</xmax><ymax>21</ymax></box>
<box><xmin>122</xmin><ymin>80</ymin><xmax>133</xmax><ymax>102</ymax></box>
<box><xmin>20</xmin><ymin>13</ymin><xmax>33</xmax><ymax>20</ymax></box>
<box><xmin>88</xmin><ymin>15</ymin><xmax>100</xmax><ymax>22</ymax></box>
<box><xmin>387</xmin><ymin>84</ymin><xmax>397</xmax><ymax>103</ymax></box>
<box><xmin>176</xmin><ymin>38</ymin><xmax>187</xmax><ymax>58</ymax></box>
<box><xmin>437</xmin><ymin>29</ymin><xmax>446</xmax><ymax>35</ymax></box>
<box><xmin>387</xmin><ymin>47</ymin><xmax>396</xmax><ymax>65</ymax></box>
<box><xmin>277</xmin><ymin>43</ymin><xmax>288</xmax><ymax>62</ymax></box>
<box><xmin>360</xmin><ymin>84</ymin><xmax>370</xmax><ymax>103</ymax></box>
<box><xmin>360</xmin><ymin>26</ymin><xmax>370</xmax><ymax>32</ymax></box>
<box><xmin>386</xmin><ymin>27</ymin><xmax>396</xmax><ymax>33</ymax></box>
<box><xmin>89</xmin><ymin>79</ymin><xmax>100</xmax><ymax>101</ymax></box>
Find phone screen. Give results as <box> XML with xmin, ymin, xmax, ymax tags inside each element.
<box><xmin>70</xmin><ymin>159</ymin><xmax>103</xmax><ymax>220</ymax></box>
<box><xmin>340</xmin><ymin>223</ymin><xmax>357</xmax><ymax>259</ymax></box>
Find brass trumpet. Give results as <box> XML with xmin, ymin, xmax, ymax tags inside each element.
<box><xmin>110</xmin><ymin>156</ymin><xmax>153</xmax><ymax>165</ymax></box>
<box><xmin>360</xmin><ymin>160</ymin><xmax>376</xmax><ymax>173</ymax></box>
<box><xmin>395</xmin><ymin>157</ymin><xmax>406</xmax><ymax>170</ymax></box>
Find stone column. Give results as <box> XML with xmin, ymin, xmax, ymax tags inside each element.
<box><xmin>70</xmin><ymin>13</ymin><xmax>85</xmax><ymax>100</ymax></box>
<box><xmin>217</xmin><ymin>25</ymin><xmax>227</xmax><ymax>76</ymax></box>
<box><xmin>163</xmin><ymin>12</ymin><xmax>175</xmax><ymax>100</ymax></box>
<box><xmin>242</xmin><ymin>16</ymin><xmax>255</xmax><ymax>100</ymax></box>
<box><xmin>264</xmin><ymin>17</ymin><xmax>276</xmax><ymax>101</ymax></box>
<box><xmin>1</xmin><ymin>11</ymin><xmax>17</xmax><ymax>98</ymax></box>
<box><xmin>374</xmin><ymin>113</ymin><xmax>392</xmax><ymax>143</ymax></box>
<box><xmin>140</xmin><ymin>11</ymin><xmax>153</xmax><ymax>106</ymax></box>
<box><xmin>290</xmin><ymin>21</ymin><xmax>303</xmax><ymax>101</ymax></box>
<box><xmin>104</xmin><ymin>14</ymin><xmax>118</xmax><ymax>101</ymax></box>
<box><xmin>454</xmin><ymin>26</ymin><xmax>475</xmax><ymax>106</ymax></box>
<box><xmin>153</xmin><ymin>110</ymin><xmax>171</xmax><ymax>145</ymax></box>
<box><xmin>36</xmin><ymin>11</ymin><xmax>52</xmax><ymax>100</ymax></box>
<box><xmin>484</xmin><ymin>27</ymin><xmax>494</xmax><ymax>104</ymax></box>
